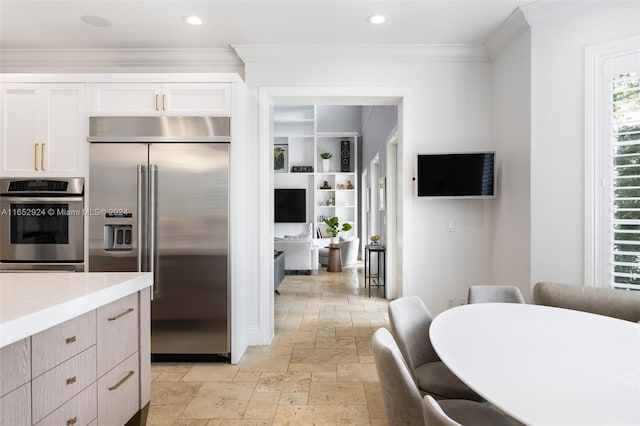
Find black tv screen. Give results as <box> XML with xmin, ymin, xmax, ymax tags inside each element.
<box><xmin>417</xmin><ymin>152</ymin><xmax>495</xmax><ymax>197</ymax></box>
<box><xmin>275</xmin><ymin>189</ymin><xmax>306</xmax><ymax>222</ymax></box>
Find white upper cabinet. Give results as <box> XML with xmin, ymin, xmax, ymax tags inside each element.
<box><xmin>90</xmin><ymin>83</ymin><xmax>231</xmax><ymax>117</ymax></box>
<box><xmin>90</xmin><ymin>83</ymin><xmax>160</xmax><ymax>117</ymax></box>
<box><xmin>0</xmin><ymin>83</ymin><xmax>86</xmax><ymax>177</ymax></box>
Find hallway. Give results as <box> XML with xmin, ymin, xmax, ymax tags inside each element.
<box><xmin>148</xmin><ymin>264</ymin><xmax>390</xmax><ymax>425</ymax></box>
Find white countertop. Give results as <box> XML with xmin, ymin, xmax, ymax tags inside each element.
<box><xmin>0</xmin><ymin>272</ymin><xmax>152</xmax><ymax>348</ymax></box>
<box><xmin>430</xmin><ymin>303</ymin><xmax>640</xmax><ymax>426</ymax></box>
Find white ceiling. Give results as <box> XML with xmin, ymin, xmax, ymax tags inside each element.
<box><xmin>0</xmin><ymin>1</ymin><xmax>533</xmax><ymax>50</ymax></box>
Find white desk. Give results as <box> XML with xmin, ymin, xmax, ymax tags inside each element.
<box><xmin>430</xmin><ymin>303</ymin><xmax>640</xmax><ymax>426</ymax></box>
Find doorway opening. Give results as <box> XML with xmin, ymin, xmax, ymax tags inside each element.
<box><xmin>257</xmin><ymin>87</ymin><xmax>412</xmax><ymax>345</ymax></box>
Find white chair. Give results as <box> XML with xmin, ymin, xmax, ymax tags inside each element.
<box><xmin>318</xmin><ymin>237</ymin><xmax>360</xmax><ymax>267</ymax></box>
<box><xmin>388</xmin><ymin>296</ymin><xmax>483</xmax><ymax>401</ymax></box>
<box><xmin>467</xmin><ymin>285</ymin><xmax>525</xmax><ymax>304</ymax></box>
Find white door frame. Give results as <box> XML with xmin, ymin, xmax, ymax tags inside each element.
<box><xmin>386</xmin><ymin>127</ymin><xmax>399</xmax><ymax>298</ymax></box>
<box><xmin>256</xmin><ymin>86</ymin><xmax>413</xmax><ymax>345</ymax></box>
<box><xmin>370</xmin><ymin>152</ymin><xmax>380</xmax><ymax>242</ymax></box>
<box><xmin>361</xmin><ymin>167</ymin><xmax>368</xmax><ymax>260</ymax></box>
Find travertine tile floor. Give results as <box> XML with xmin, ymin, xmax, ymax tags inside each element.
<box><xmin>148</xmin><ymin>264</ymin><xmax>390</xmax><ymax>425</ymax></box>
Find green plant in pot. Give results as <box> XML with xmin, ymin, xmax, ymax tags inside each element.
<box><xmin>323</xmin><ymin>216</ymin><xmax>352</xmax><ymax>245</ymax></box>
<box><xmin>320</xmin><ymin>152</ymin><xmax>332</xmax><ymax>172</ymax></box>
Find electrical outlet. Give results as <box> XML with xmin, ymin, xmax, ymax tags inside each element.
<box><xmin>448</xmin><ymin>298</ymin><xmax>454</xmax><ymax>308</ymax></box>
<box><xmin>447</xmin><ymin>220</ymin><xmax>455</xmax><ymax>232</ymax></box>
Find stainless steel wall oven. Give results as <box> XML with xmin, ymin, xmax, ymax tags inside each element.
<box><xmin>0</xmin><ymin>178</ymin><xmax>84</xmax><ymax>271</ymax></box>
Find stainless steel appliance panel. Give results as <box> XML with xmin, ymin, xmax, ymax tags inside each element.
<box><xmin>0</xmin><ymin>178</ymin><xmax>84</xmax><ymax>265</ymax></box>
<box><xmin>149</xmin><ymin>143</ymin><xmax>229</xmax><ymax>355</ymax></box>
<box><xmin>88</xmin><ymin>144</ymin><xmax>148</xmax><ymax>272</ymax></box>
<box><xmin>88</xmin><ymin>116</ymin><xmax>231</xmax><ymax>143</ymax></box>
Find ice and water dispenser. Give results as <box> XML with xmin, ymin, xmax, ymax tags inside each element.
<box><xmin>104</xmin><ymin>224</ymin><xmax>133</xmax><ymax>251</ymax></box>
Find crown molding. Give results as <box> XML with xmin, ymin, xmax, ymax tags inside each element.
<box><xmin>484</xmin><ymin>7</ymin><xmax>530</xmax><ymax>60</ymax></box>
<box><xmin>0</xmin><ymin>48</ymin><xmax>244</xmax><ymax>73</ymax></box>
<box><xmin>519</xmin><ymin>1</ymin><xmax>605</xmax><ymax>27</ymax></box>
<box><xmin>232</xmin><ymin>44</ymin><xmax>489</xmax><ymax>64</ymax></box>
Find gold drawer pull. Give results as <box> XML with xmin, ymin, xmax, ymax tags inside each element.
<box><xmin>108</xmin><ymin>307</ymin><xmax>134</xmax><ymax>321</ymax></box>
<box><xmin>155</xmin><ymin>94</ymin><xmax>159</xmax><ymax>111</ymax></box>
<box><xmin>34</xmin><ymin>143</ymin><xmax>39</xmax><ymax>170</ymax></box>
<box><xmin>66</xmin><ymin>376</ymin><xmax>77</xmax><ymax>385</ymax></box>
<box><xmin>67</xmin><ymin>416</ymin><xmax>77</xmax><ymax>426</ymax></box>
<box><xmin>162</xmin><ymin>94</ymin><xmax>166</xmax><ymax>111</ymax></box>
<box><xmin>65</xmin><ymin>336</ymin><xmax>76</xmax><ymax>344</ymax></box>
<box><xmin>109</xmin><ymin>370</ymin><xmax>134</xmax><ymax>391</ymax></box>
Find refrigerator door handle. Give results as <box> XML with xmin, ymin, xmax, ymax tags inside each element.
<box><xmin>136</xmin><ymin>164</ymin><xmax>146</xmax><ymax>273</ymax></box>
<box><xmin>149</xmin><ymin>163</ymin><xmax>158</xmax><ymax>293</ymax></box>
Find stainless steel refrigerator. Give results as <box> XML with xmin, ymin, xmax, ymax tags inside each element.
<box><xmin>88</xmin><ymin>117</ymin><xmax>230</xmax><ymax>359</ymax></box>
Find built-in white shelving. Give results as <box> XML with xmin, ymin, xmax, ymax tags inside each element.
<box><xmin>273</xmin><ymin>105</ymin><xmax>358</xmax><ymax>240</ymax></box>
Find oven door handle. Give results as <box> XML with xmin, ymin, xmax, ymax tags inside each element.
<box><xmin>0</xmin><ymin>196</ymin><xmax>84</xmax><ymax>203</ymax></box>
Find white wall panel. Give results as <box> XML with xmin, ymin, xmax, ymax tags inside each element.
<box><xmin>528</xmin><ymin>2</ymin><xmax>640</xmax><ymax>288</ymax></box>
<box><xmin>489</xmin><ymin>30</ymin><xmax>532</xmax><ymax>301</ymax></box>
<box><xmin>243</xmin><ymin>56</ymin><xmax>494</xmax><ymax>317</ymax></box>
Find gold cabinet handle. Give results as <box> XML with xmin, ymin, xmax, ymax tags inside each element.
<box><xmin>66</xmin><ymin>417</ymin><xmax>77</xmax><ymax>426</ymax></box>
<box><xmin>108</xmin><ymin>370</ymin><xmax>134</xmax><ymax>391</ymax></box>
<box><xmin>155</xmin><ymin>94</ymin><xmax>159</xmax><ymax>111</ymax></box>
<box><xmin>66</xmin><ymin>376</ymin><xmax>77</xmax><ymax>385</ymax></box>
<box><xmin>108</xmin><ymin>307</ymin><xmax>134</xmax><ymax>321</ymax></box>
<box><xmin>162</xmin><ymin>94</ymin><xmax>166</xmax><ymax>111</ymax></box>
<box><xmin>65</xmin><ymin>336</ymin><xmax>76</xmax><ymax>344</ymax></box>
<box><xmin>34</xmin><ymin>143</ymin><xmax>39</xmax><ymax>170</ymax></box>
<box><xmin>41</xmin><ymin>143</ymin><xmax>45</xmax><ymax>171</ymax></box>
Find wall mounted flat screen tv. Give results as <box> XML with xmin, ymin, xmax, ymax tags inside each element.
<box><xmin>274</xmin><ymin>189</ymin><xmax>306</xmax><ymax>222</ymax></box>
<box><xmin>417</xmin><ymin>152</ymin><xmax>495</xmax><ymax>198</ymax></box>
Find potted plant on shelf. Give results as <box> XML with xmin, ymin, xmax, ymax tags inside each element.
<box><xmin>320</xmin><ymin>152</ymin><xmax>332</xmax><ymax>172</ymax></box>
<box><xmin>323</xmin><ymin>216</ymin><xmax>352</xmax><ymax>245</ymax></box>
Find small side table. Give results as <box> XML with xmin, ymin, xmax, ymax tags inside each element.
<box><xmin>327</xmin><ymin>244</ymin><xmax>342</xmax><ymax>272</ymax></box>
<box><xmin>364</xmin><ymin>245</ymin><xmax>385</xmax><ymax>298</ymax></box>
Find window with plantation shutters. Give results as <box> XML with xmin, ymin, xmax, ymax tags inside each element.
<box><xmin>586</xmin><ymin>37</ymin><xmax>640</xmax><ymax>290</ymax></box>
<box><xmin>610</xmin><ymin>72</ymin><xmax>640</xmax><ymax>290</ymax></box>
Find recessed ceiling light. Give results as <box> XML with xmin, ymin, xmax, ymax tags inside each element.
<box><xmin>183</xmin><ymin>15</ymin><xmax>203</xmax><ymax>26</ymax></box>
<box><xmin>366</xmin><ymin>14</ymin><xmax>386</xmax><ymax>24</ymax></box>
<box><xmin>80</xmin><ymin>15</ymin><xmax>112</xmax><ymax>28</ymax></box>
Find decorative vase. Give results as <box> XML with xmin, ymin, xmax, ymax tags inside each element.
<box><xmin>330</xmin><ymin>236</ymin><xmax>339</xmax><ymax>245</ymax></box>
<box><xmin>322</xmin><ymin>158</ymin><xmax>330</xmax><ymax>173</ymax></box>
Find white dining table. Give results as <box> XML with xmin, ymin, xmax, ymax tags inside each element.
<box><xmin>430</xmin><ymin>303</ymin><xmax>640</xmax><ymax>426</ymax></box>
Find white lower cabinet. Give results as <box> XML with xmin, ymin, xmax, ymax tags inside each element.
<box><xmin>36</xmin><ymin>383</ymin><xmax>96</xmax><ymax>426</ymax></box>
<box><xmin>97</xmin><ymin>353</ymin><xmax>140</xmax><ymax>426</ymax></box>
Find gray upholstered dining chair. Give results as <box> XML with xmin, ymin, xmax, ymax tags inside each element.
<box><xmin>372</xmin><ymin>327</ymin><xmax>513</xmax><ymax>426</ymax></box>
<box><xmin>372</xmin><ymin>327</ymin><xmax>424</xmax><ymax>425</ymax></box>
<box><xmin>422</xmin><ymin>394</ymin><xmax>514</xmax><ymax>426</ymax></box>
<box><xmin>388</xmin><ymin>296</ymin><xmax>483</xmax><ymax>401</ymax></box>
<box><xmin>467</xmin><ymin>285</ymin><xmax>525</xmax><ymax>304</ymax></box>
